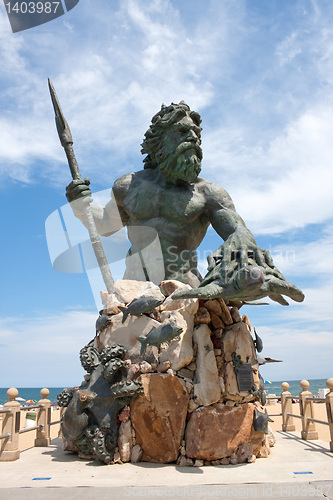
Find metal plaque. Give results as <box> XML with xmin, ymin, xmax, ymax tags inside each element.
<box><xmin>235</xmin><ymin>364</ymin><xmax>254</xmax><ymax>392</ymax></box>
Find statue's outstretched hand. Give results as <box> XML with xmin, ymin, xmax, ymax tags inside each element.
<box><xmin>207</xmin><ymin>233</ymin><xmax>274</xmax><ymax>273</ymax></box>
<box><xmin>174</xmin><ymin>234</ymin><xmax>304</xmax><ymax>305</ymax></box>
<box><xmin>66</xmin><ymin>178</ymin><xmax>92</xmax><ymax>203</ymax></box>
<box><xmin>173</xmin><ymin>262</ymin><xmax>304</xmax><ymax>305</ymax></box>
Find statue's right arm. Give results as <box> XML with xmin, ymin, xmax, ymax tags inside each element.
<box><xmin>66</xmin><ymin>176</ymin><xmax>129</xmax><ymax>237</ymax></box>
<box><xmin>92</xmin><ymin>194</ymin><xmax>127</xmax><ymax>237</ymax></box>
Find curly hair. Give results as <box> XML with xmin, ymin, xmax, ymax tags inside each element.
<box><xmin>141</xmin><ymin>101</ymin><xmax>202</xmax><ymax>169</ymax></box>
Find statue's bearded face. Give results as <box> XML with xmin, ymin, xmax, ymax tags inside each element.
<box><xmin>158</xmin><ymin>116</ymin><xmax>203</xmax><ymax>184</ymax></box>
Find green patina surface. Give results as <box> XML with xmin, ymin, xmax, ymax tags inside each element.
<box><xmin>67</xmin><ymin>102</ymin><xmax>304</xmax><ymax>306</ymax></box>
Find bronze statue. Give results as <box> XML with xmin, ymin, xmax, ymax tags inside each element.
<box><xmin>49</xmin><ymin>97</ymin><xmax>304</xmax><ymax>466</ymax></box>
<box><xmin>65</xmin><ymin>102</ymin><xmax>304</xmax><ymax>306</ymax></box>
<box><xmin>58</xmin><ymin>344</ymin><xmax>143</xmax><ymax>464</ymax></box>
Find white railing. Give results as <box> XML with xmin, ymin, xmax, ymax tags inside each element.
<box><xmin>266</xmin><ymin>378</ymin><xmax>333</xmax><ymax>452</ymax></box>
<box><xmin>0</xmin><ymin>387</ymin><xmax>62</xmax><ymax>461</ymax></box>
<box><xmin>1</xmin><ymin>378</ymin><xmax>332</xmax><ymax>461</ymax></box>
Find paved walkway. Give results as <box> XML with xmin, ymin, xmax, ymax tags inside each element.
<box><xmin>0</xmin><ymin>431</ymin><xmax>332</xmax><ymax>499</ymax></box>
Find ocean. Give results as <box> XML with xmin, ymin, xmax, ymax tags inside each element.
<box><xmin>0</xmin><ymin>379</ymin><xmax>329</xmax><ymax>406</ymax></box>
<box><xmin>263</xmin><ymin>378</ymin><xmax>329</xmax><ymax>398</ymax></box>
<box><xmin>0</xmin><ymin>387</ymin><xmax>65</xmax><ymax>406</ymax></box>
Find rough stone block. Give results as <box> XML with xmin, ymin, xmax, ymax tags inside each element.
<box><xmin>193</xmin><ymin>324</ymin><xmax>221</xmax><ymax>406</ymax></box>
<box><xmin>210</xmin><ymin>311</ymin><xmax>224</xmax><ymax>329</ymax></box>
<box><xmin>204</xmin><ymin>299</ymin><xmax>222</xmax><ymax>315</ymax></box>
<box><xmin>161</xmin><ymin>285</ymin><xmax>199</xmax><ymax>315</ymax></box>
<box><xmin>246</xmin><ymin>428</ymin><xmax>266</xmax><ymax>456</ymax></box>
<box><xmin>241</xmin><ymin>314</ymin><xmax>251</xmax><ymax>332</ymax></box>
<box><xmin>160</xmin><ymin>280</ymin><xmax>190</xmax><ymax>296</ymax></box>
<box><xmin>230</xmin><ymin>307</ymin><xmax>242</xmax><ymax>323</ymax></box>
<box><xmin>194</xmin><ymin>307</ymin><xmax>211</xmax><ymax>325</ymax></box>
<box><xmin>213</xmin><ymin>328</ymin><xmax>224</xmax><ymax>338</ymax></box>
<box><xmin>96</xmin><ymin>313</ymin><xmax>161</xmax><ymax>361</ymax></box>
<box><xmin>157</xmin><ymin>360</ymin><xmax>171</xmax><ymax>373</ymax></box>
<box><xmin>236</xmin><ymin>442</ymin><xmax>253</xmax><ymax>463</ymax></box>
<box><xmin>267</xmin><ymin>426</ymin><xmax>276</xmax><ymax>447</ymax></box>
<box><xmin>218</xmin><ymin>299</ymin><xmax>233</xmax><ymax>325</ymax></box>
<box><xmin>130</xmin><ymin>373</ymin><xmax>189</xmax><ymax>463</ymax></box>
<box><xmin>185</xmin><ymin>403</ymin><xmax>258</xmax><ymax>460</ymax></box>
<box><xmin>113</xmin><ymin>279</ymin><xmax>147</xmax><ymax>303</ymax></box>
<box><xmin>130</xmin><ymin>444</ymin><xmax>142</xmax><ymax>463</ymax></box>
<box><xmin>100</xmin><ymin>291</ymin><xmax>122</xmax><ymax>314</ymax></box>
<box><xmin>159</xmin><ymin>310</ymin><xmax>194</xmax><ymax>371</ymax></box>
<box><xmin>118</xmin><ymin>420</ymin><xmax>133</xmax><ymax>463</ymax></box>
<box><xmin>221</xmin><ymin>322</ymin><xmax>258</xmax><ymax>401</ymax></box>
<box><xmin>114</xmin><ymin>279</ymin><xmax>165</xmax><ymax>306</ymax></box>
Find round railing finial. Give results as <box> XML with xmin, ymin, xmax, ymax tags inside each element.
<box><xmin>40</xmin><ymin>388</ymin><xmax>50</xmax><ymax>399</ymax></box>
<box><xmin>7</xmin><ymin>387</ymin><xmax>18</xmax><ymax>401</ymax></box>
<box><xmin>326</xmin><ymin>378</ymin><xmax>333</xmax><ymax>391</ymax></box>
<box><xmin>300</xmin><ymin>379</ymin><xmax>310</xmax><ymax>391</ymax></box>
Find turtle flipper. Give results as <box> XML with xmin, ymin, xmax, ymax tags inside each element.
<box><xmin>172</xmin><ymin>282</ymin><xmax>225</xmax><ymax>300</ymax></box>
<box><xmin>172</xmin><ymin>266</ymin><xmax>265</xmax><ymax>301</ymax></box>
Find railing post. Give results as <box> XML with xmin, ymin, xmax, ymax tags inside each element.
<box><xmin>281</xmin><ymin>382</ymin><xmax>295</xmax><ymax>431</ymax></box>
<box><xmin>325</xmin><ymin>378</ymin><xmax>333</xmax><ymax>452</ymax></box>
<box><xmin>0</xmin><ymin>388</ymin><xmax>20</xmax><ymax>461</ymax></box>
<box><xmin>34</xmin><ymin>388</ymin><xmax>51</xmax><ymax>447</ymax></box>
<box><xmin>299</xmin><ymin>379</ymin><xmax>318</xmax><ymax>440</ymax></box>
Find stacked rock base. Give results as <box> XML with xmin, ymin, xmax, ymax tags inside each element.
<box><xmin>59</xmin><ymin>279</ymin><xmax>275</xmax><ymax>465</ymax></box>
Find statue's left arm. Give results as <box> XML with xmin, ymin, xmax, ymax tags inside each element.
<box><xmin>209</xmin><ymin>205</ymin><xmax>274</xmax><ymax>270</ymax></box>
<box><xmin>195</xmin><ymin>184</ymin><xmax>305</xmax><ymax>305</ymax></box>
<box><xmin>206</xmin><ymin>186</ymin><xmax>273</xmax><ymax>270</ymax></box>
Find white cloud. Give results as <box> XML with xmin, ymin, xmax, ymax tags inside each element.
<box><xmin>193</xmin><ymin>224</ymin><xmax>333</xmax><ymax>380</ymax></box>
<box><xmin>0</xmin><ymin>0</ymin><xmax>231</xmax><ymax>186</ymax></box>
<box><xmin>243</xmin><ymin>274</ymin><xmax>332</xmax><ymax>378</ymax></box>
<box><xmin>203</xmin><ymin>103</ymin><xmax>333</xmax><ymax>235</ymax></box>
<box><xmin>281</xmin><ymin>285</ymin><xmax>333</xmax><ymax>324</ymax></box>
<box><xmin>1</xmin><ymin>300</ymin><xmax>329</xmax><ymax>388</ymax></box>
<box><xmin>276</xmin><ymin>32</ymin><xmax>302</xmax><ymax>66</ymax></box>
<box><xmin>271</xmin><ymin>225</ymin><xmax>333</xmax><ymax>278</ymax></box>
<box><xmin>0</xmin><ymin>310</ymin><xmax>96</xmax><ymax>387</ymax></box>
<box><xmin>1</xmin><ymin>0</ymin><xmax>333</xmax><ymax>387</ymax></box>
<box><xmin>258</xmin><ymin>324</ymin><xmax>332</xmax><ymax>380</ymax></box>
<box><xmin>2</xmin><ymin>0</ymin><xmax>331</xmax><ymax>217</ymax></box>
<box><xmin>243</xmin><ymin>272</ymin><xmax>333</xmax><ymax>380</ymax></box>
<box><xmin>198</xmin><ymin>2</ymin><xmax>333</xmax><ymax>235</ymax></box>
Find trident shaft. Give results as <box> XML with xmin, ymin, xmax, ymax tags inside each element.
<box><xmin>48</xmin><ymin>78</ymin><xmax>114</xmax><ymax>294</ymax></box>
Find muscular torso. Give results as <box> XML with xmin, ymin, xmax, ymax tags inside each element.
<box><xmin>120</xmin><ymin>170</ymin><xmax>209</xmax><ymax>247</ymax></box>
<box><xmin>97</xmin><ymin>169</ymin><xmax>236</xmax><ymax>284</ymax></box>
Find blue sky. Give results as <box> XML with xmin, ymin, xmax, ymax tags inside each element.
<box><xmin>0</xmin><ymin>0</ymin><xmax>332</xmax><ymax>388</ymax></box>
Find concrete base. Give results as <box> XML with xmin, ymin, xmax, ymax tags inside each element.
<box><xmin>34</xmin><ymin>438</ymin><xmax>51</xmax><ymax>447</ymax></box>
<box><xmin>282</xmin><ymin>424</ymin><xmax>296</xmax><ymax>431</ymax></box>
<box><xmin>2</xmin><ymin>482</ymin><xmax>333</xmax><ymax>500</ymax></box>
<box><xmin>0</xmin><ymin>432</ymin><xmax>332</xmax><ymax>490</ymax></box>
<box><xmin>302</xmin><ymin>430</ymin><xmax>319</xmax><ymax>440</ymax></box>
<box><xmin>0</xmin><ymin>449</ymin><xmax>20</xmax><ymax>461</ymax></box>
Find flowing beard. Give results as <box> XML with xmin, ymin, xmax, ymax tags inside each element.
<box><xmin>159</xmin><ymin>144</ymin><xmax>202</xmax><ymax>184</ymax></box>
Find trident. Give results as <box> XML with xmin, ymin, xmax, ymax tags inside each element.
<box><xmin>48</xmin><ymin>79</ymin><xmax>114</xmax><ymax>294</ymax></box>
